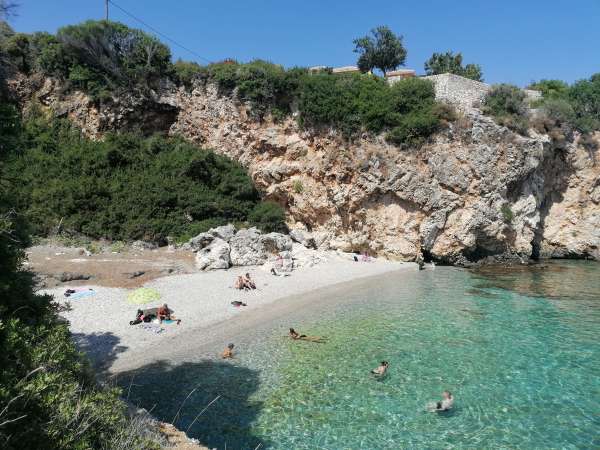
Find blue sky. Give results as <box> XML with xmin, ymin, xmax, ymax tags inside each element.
<box><xmin>8</xmin><ymin>0</ymin><xmax>599</xmax><ymax>86</ymax></box>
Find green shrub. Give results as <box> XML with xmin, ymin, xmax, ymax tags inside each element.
<box><xmin>528</xmin><ymin>79</ymin><xmax>569</xmax><ymax>99</ymax></box>
<box><xmin>172</xmin><ymin>59</ymin><xmax>205</xmax><ymax>89</ymax></box>
<box><xmin>424</xmin><ymin>51</ymin><xmax>483</xmax><ymax>81</ymax></box>
<box><xmin>568</xmin><ymin>73</ymin><xmax>600</xmax><ymax>133</ymax></box>
<box><xmin>501</xmin><ymin>203</ymin><xmax>514</xmax><ymax>223</ymax></box>
<box><xmin>248</xmin><ymin>201</ymin><xmax>287</xmax><ymax>233</ymax></box>
<box><xmin>6</xmin><ymin>113</ymin><xmax>281</xmax><ymax>242</ymax></box>
<box><xmin>483</xmin><ymin>84</ymin><xmax>529</xmax><ymax>133</ymax></box>
<box><xmin>0</xmin><ymin>105</ymin><xmax>160</xmax><ymax>449</ymax></box>
<box><xmin>292</xmin><ymin>179</ymin><xmax>304</xmax><ymax>193</ymax></box>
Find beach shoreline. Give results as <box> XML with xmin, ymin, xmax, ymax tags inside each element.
<box><xmin>42</xmin><ymin>252</ymin><xmax>416</xmax><ymax>375</ymax></box>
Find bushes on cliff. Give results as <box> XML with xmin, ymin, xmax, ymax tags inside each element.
<box><xmin>0</xmin><ymin>104</ymin><xmax>160</xmax><ymax>449</ymax></box>
<box><xmin>1</xmin><ymin>20</ymin><xmax>173</xmax><ymax>100</ymax></box>
<box><xmin>424</xmin><ymin>51</ymin><xmax>483</xmax><ymax>81</ymax></box>
<box><xmin>5</xmin><ymin>110</ymin><xmax>286</xmax><ymax>242</ymax></box>
<box><xmin>483</xmin><ymin>84</ymin><xmax>529</xmax><ymax>134</ymax></box>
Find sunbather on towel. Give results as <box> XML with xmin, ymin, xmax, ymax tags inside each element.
<box><xmin>157</xmin><ymin>303</ymin><xmax>181</xmax><ymax>324</ymax></box>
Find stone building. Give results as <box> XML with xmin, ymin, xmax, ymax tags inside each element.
<box><xmin>385</xmin><ymin>69</ymin><xmax>416</xmax><ymax>84</ymax></box>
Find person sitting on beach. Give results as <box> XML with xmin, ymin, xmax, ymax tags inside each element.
<box><xmin>157</xmin><ymin>303</ymin><xmax>181</xmax><ymax>324</ymax></box>
<box><xmin>221</xmin><ymin>343</ymin><xmax>235</xmax><ymax>359</ymax></box>
<box><xmin>288</xmin><ymin>328</ymin><xmax>326</xmax><ymax>343</ymax></box>
<box><xmin>234</xmin><ymin>276</ymin><xmax>247</xmax><ymax>290</ymax></box>
<box><xmin>371</xmin><ymin>361</ymin><xmax>389</xmax><ymax>376</ymax></box>
<box><xmin>435</xmin><ymin>391</ymin><xmax>454</xmax><ymax>411</ymax></box>
<box><xmin>243</xmin><ymin>273</ymin><xmax>256</xmax><ymax>290</ymax></box>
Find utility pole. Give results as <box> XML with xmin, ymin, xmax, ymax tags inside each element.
<box><xmin>105</xmin><ymin>0</ymin><xmax>109</xmax><ymax>20</ymax></box>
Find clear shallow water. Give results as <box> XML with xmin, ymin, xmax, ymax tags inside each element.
<box><xmin>120</xmin><ymin>261</ymin><xmax>600</xmax><ymax>449</ymax></box>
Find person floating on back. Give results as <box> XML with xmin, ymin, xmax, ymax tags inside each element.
<box><xmin>221</xmin><ymin>343</ymin><xmax>235</xmax><ymax>359</ymax></box>
<box><xmin>371</xmin><ymin>361</ymin><xmax>389</xmax><ymax>376</ymax></box>
<box><xmin>288</xmin><ymin>327</ymin><xmax>326</xmax><ymax>343</ymax></box>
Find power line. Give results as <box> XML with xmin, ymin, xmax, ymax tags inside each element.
<box><xmin>107</xmin><ymin>0</ymin><xmax>212</xmax><ymax>64</ymax></box>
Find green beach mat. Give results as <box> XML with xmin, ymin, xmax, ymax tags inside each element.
<box><xmin>127</xmin><ymin>287</ymin><xmax>161</xmax><ymax>305</ymax></box>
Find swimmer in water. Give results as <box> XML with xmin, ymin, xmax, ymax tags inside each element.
<box><xmin>370</xmin><ymin>361</ymin><xmax>389</xmax><ymax>376</ymax></box>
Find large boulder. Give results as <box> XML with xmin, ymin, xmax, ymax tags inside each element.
<box><xmin>289</xmin><ymin>229</ymin><xmax>317</xmax><ymax>249</ymax></box>
<box><xmin>188</xmin><ymin>232</ymin><xmax>214</xmax><ymax>251</ymax></box>
<box><xmin>260</xmin><ymin>232</ymin><xmax>293</xmax><ymax>253</ymax></box>
<box><xmin>195</xmin><ymin>238</ymin><xmax>231</xmax><ymax>270</ymax></box>
<box><xmin>229</xmin><ymin>228</ymin><xmax>266</xmax><ymax>266</ymax></box>
<box><xmin>229</xmin><ymin>228</ymin><xmax>293</xmax><ymax>266</ymax></box>
<box><xmin>209</xmin><ymin>224</ymin><xmax>236</xmax><ymax>242</ymax></box>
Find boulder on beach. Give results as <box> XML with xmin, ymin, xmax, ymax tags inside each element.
<box><xmin>209</xmin><ymin>223</ymin><xmax>236</xmax><ymax>242</ymax></box>
<box><xmin>229</xmin><ymin>228</ymin><xmax>292</xmax><ymax>266</ymax></box>
<box><xmin>188</xmin><ymin>232</ymin><xmax>214</xmax><ymax>251</ymax></box>
<box><xmin>289</xmin><ymin>228</ymin><xmax>317</xmax><ymax>249</ymax></box>
<box><xmin>195</xmin><ymin>238</ymin><xmax>231</xmax><ymax>270</ymax></box>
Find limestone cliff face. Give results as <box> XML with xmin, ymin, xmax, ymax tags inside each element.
<box><xmin>8</xmin><ymin>76</ymin><xmax>600</xmax><ymax>264</ymax></box>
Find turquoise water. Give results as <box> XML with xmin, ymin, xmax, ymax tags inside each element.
<box><xmin>120</xmin><ymin>262</ymin><xmax>600</xmax><ymax>449</ymax></box>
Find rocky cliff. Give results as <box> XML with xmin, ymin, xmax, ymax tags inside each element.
<box><xmin>7</xmin><ymin>73</ymin><xmax>600</xmax><ymax>265</ymax></box>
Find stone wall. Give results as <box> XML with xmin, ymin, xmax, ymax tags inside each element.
<box><xmin>423</xmin><ymin>73</ymin><xmax>490</xmax><ymax>111</ymax></box>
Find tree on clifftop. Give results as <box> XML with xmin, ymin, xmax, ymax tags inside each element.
<box><xmin>353</xmin><ymin>26</ymin><xmax>406</xmax><ymax>76</ymax></box>
<box><xmin>424</xmin><ymin>51</ymin><xmax>483</xmax><ymax>81</ymax></box>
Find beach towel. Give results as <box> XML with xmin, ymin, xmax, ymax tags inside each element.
<box><xmin>68</xmin><ymin>290</ymin><xmax>96</xmax><ymax>300</ymax></box>
<box><xmin>140</xmin><ymin>323</ymin><xmax>164</xmax><ymax>334</ymax></box>
<box><xmin>127</xmin><ymin>287</ymin><xmax>161</xmax><ymax>305</ymax></box>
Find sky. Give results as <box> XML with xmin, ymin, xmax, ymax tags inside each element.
<box><xmin>7</xmin><ymin>0</ymin><xmax>600</xmax><ymax>86</ymax></box>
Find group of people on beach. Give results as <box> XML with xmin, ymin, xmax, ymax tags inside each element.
<box><xmin>130</xmin><ymin>303</ymin><xmax>181</xmax><ymax>325</ymax></box>
<box><xmin>234</xmin><ymin>273</ymin><xmax>256</xmax><ymax>290</ymax></box>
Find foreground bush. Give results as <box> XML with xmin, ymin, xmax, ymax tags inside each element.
<box><xmin>0</xmin><ymin>104</ymin><xmax>159</xmax><ymax>449</ymax></box>
<box><xmin>5</xmin><ymin>109</ymin><xmax>286</xmax><ymax>242</ymax></box>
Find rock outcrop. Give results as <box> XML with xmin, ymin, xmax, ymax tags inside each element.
<box><xmin>9</xmin><ymin>75</ymin><xmax>600</xmax><ymax>265</ymax></box>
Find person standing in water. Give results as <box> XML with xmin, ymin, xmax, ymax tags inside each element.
<box><xmin>370</xmin><ymin>361</ymin><xmax>389</xmax><ymax>376</ymax></box>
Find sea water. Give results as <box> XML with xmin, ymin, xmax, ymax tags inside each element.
<box><xmin>121</xmin><ymin>261</ymin><xmax>600</xmax><ymax>449</ymax></box>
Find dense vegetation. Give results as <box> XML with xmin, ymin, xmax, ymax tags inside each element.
<box><xmin>198</xmin><ymin>61</ymin><xmax>454</xmax><ymax>145</ymax></box>
<box><xmin>0</xmin><ymin>103</ymin><xmax>160</xmax><ymax>449</ymax></box>
<box><xmin>424</xmin><ymin>51</ymin><xmax>483</xmax><ymax>81</ymax></box>
<box><xmin>0</xmin><ymin>20</ymin><xmax>451</xmax><ymax>146</ymax></box>
<box><xmin>4</xmin><ymin>107</ymin><xmax>286</xmax><ymax>243</ymax></box>
<box><xmin>482</xmin><ymin>84</ymin><xmax>529</xmax><ymax>134</ymax></box>
<box><xmin>483</xmin><ymin>74</ymin><xmax>600</xmax><ymax>146</ymax></box>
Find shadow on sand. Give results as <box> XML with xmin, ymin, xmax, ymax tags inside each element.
<box><xmin>72</xmin><ymin>331</ymin><xmax>128</xmax><ymax>377</ymax></box>
<box><xmin>114</xmin><ymin>359</ymin><xmax>267</xmax><ymax>449</ymax></box>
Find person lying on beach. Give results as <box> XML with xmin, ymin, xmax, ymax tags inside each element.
<box><xmin>371</xmin><ymin>361</ymin><xmax>389</xmax><ymax>376</ymax></box>
<box><xmin>427</xmin><ymin>391</ymin><xmax>454</xmax><ymax>412</ymax></box>
<box><xmin>288</xmin><ymin>328</ymin><xmax>326</xmax><ymax>343</ymax></box>
<box><xmin>221</xmin><ymin>343</ymin><xmax>235</xmax><ymax>359</ymax></box>
<box><xmin>243</xmin><ymin>273</ymin><xmax>256</xmax><ymax>290</ymax></box>
<box><xmin>157</xmin><ymin>303</ymin><xmax>181</xmax><ymax>324</ymax></box>
<box><xmin>129</xmin><ymin>309</ymin><xmax>144</xmax><ymax>325</ymax></box>
<box><xmin>270</xmin><ymin>267</ymin><xmax>290</xmax><ymax>277</ymax></box>
<box><xmin>231</xmin><ymin>301</ymin><xmax>247</xmax><ymax>307</ymax></box>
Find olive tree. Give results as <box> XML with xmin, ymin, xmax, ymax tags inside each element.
<box><xmin>353</xmin><ymin>26</ymin><xmax>406</xmax><ymax>76</ymax></box>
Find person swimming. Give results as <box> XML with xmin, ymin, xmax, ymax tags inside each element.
<box><xmin>221</xmin><ymin>343</ymin><xmax>235</xmax><ymax>359</ymax></box>
<box><xmin>288</xmin><ymin>328</ymin><xmax>326</xmax><ymax>343</ymax></box>
<box><xmin>370</xmin><ymin>361</ymin><xmax>389</xmax><ymax>376</ymax></box>
<box><xmin>436</xmin><ymin>391</ymin><xmax>454</xmax><ymax>411</ymax></box>
<box><xmin>427</xmin><ymin>390</ymin><xmax>454</xmax><ymax>412</ymax></box>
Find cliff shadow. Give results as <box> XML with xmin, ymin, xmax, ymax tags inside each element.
<box><xmin>114</xmin><ymin>359</ymin><xmax>267</xmax><ymax>449</ymax></box>
<box><xmin>71</xmin><ymin>331</ymin><xmax>128</xmax><ymax>378</ymax></box>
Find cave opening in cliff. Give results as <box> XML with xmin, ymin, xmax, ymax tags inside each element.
<box><xmin>421</xmin><ymin>249</ymin><xmax>434</xmax><ymax>263</ymax></box>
